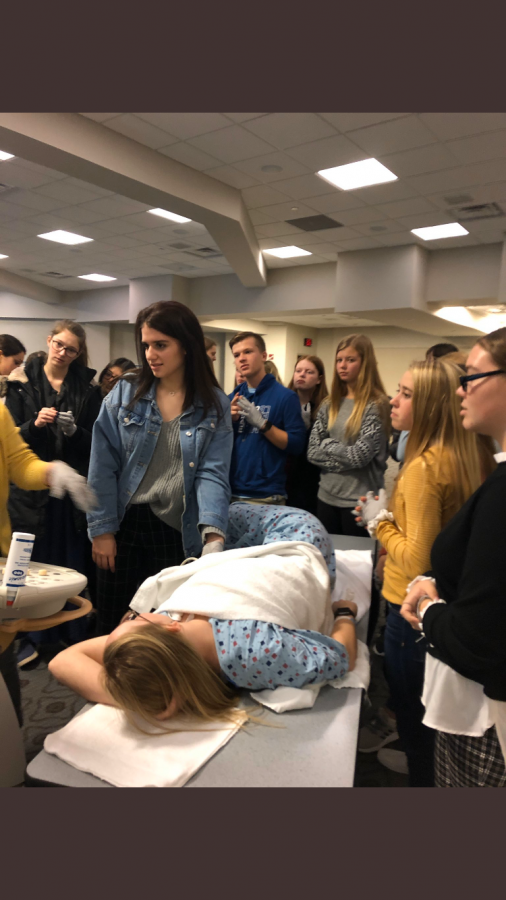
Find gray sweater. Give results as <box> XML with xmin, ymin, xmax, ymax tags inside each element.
<box><xmin>307</xmin><ymin>398</ymin><xmax>388</xmax><ymax>508</ymax></box>
<box><xmin>131</xmin><ymin>416</ymin><xmax>184</xmax><ymax>531</ymax></box>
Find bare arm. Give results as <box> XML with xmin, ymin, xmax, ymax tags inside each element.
<box><xmin>48</xmin><ymin>637</ymin><xmax>118</xmax><ymax>706</ymax></box>
<box><xmin>330</xmin><ymin>599</ymin><xmax>358</xmax><ymax>671</ymax></box>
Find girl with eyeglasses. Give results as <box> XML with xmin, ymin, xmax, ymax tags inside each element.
<box><xmin>6</xmin><ymin>320</ymin><xmax>102</xmax><ymax>663</ymax></box>
<box><xmin>400</xmin><ymin>329</ymin><xmax>506</xmax><ymax>787</ymax></box>
<box><xmin>355</xmin><ymin>357</ymin><xmax>492</xmax><ymax>786</ymax></box>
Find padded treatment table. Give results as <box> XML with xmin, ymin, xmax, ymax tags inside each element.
<box><xmin>26</xmin><ymin>534</ymin><xmax>374</xmax><ymax>788</ymax></box>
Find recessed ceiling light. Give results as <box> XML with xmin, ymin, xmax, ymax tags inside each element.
<box><xmin>291</xmin><ymin>207</ymin><xmax>299</xmax><ymax>211</ymax></box>
<box><xmin>411</xmin><ymin>223</ymin><xmax>469</xmax><ymax>240</ymax></box>
<box><xmin>263</xmin><ymin>246</ymin><xmax>312</xmax><ymax>258</ymax></box>
<box><xmin>261</xmin><ymin>164</ymin><xmax>283</xmax><ymax>173</ymax></box>
<box><xmin>317</xmin><ymin>158</ymin><xmax>397</xmax><ymax>191</ymax></box>
<box><xmin>0</xmin><ymin>150</ymin><xmax>15</xmax><ymax>161</ymax></box>
<box><xmin>38</xmin><ymin>230</ymin><xmax>93</xmax><ymax>245</ymax></box>
<box><xmin>0</xmin><ymin>253</ymin><xmax>8</xmax><ymax>259</ymax></box>
<box><xmin>148</xmin><ymin>208</ymin><xmax>192</xmax><ymax>224</ymax></box>
<box><xmin>78</xmin><ymin>273</ymin><xmax>117</xmax><ymax>282</ymax></box>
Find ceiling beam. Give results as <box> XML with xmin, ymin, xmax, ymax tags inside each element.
<box><xmin>0</xmin><ymin>113</ymin><xmax>266</xmax><ymax>288</ymax></box>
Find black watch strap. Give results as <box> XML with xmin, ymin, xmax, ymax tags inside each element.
<box><xmin>334</xmin><ymin>606</ymin><xmax>356</xmax><ymax>619</ymax></box>
<box><xmin>261</xmin><ymin>419</ymin><xmax>273</xmax><ymax>433</ymax></box>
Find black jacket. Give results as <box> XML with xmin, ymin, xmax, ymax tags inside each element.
<box><xmin>6</xmin><ymin>356</ymin><xmax>102</xmax><ymax>536</ymax></box>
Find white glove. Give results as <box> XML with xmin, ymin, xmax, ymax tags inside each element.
<box><xmin>57</xmin><ymin>410</ymin><xmax>77</xmax><ymax>437</ymax></box>
<box><xmin>352</xmin><ymin>489</ymin><xmax>392</xmax><ymax>532</ymax></box>
<box><xmin>47</xmin><ymin>460</ymin><xmax>97</xmax><ymax>512</ymax></box>
<box><xmin>237</xmin><ymin>395</ymin><xmax>267</xmax><ymax>431</ymax></box>
<box><xmin>301</xmin><ymin>402</ymin><xmax>312</xmax><ymax>429</ymax></box>
<box><xmin>201</xmin><ymin>539</ymin><xmax>225</xmax><ymax>556</ymax></box>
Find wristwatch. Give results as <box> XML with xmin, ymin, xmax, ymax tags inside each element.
<box><xmin>334</xmin><ymin>606</ymin><xmax>356</xmax><ymax>620</ymax></box>
<box><xmin>261</xmin><ymin>419</ymin><xmax>273</xmax><ymax>433</ymax></box>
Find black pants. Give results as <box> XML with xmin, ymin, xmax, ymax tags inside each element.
<box><xmin>95</xmin><ymin>504</ymin><xmax>185</xmax><ymax>635</ymax></box>
<box><xmin>316</xmin><ymin>499</ymin><xmax>366</xmax><ymax>538</ymax></box>
<box><xmin>0</xmin><ymin>641</ymin><xmax>22</xmax><ymax>727</ymax></box>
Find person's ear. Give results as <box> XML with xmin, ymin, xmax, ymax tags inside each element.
<box><xmin>155</xmin><ymin>695</ymin><xmax>179</xmax><ymax>721</ymax></box>
<box><xmin>47</xmin><ymin>335</ymin><xmax>52</xmax><ymax>348</ymax></box>
<box><xmin>262</xmin><ymin>351</ymin><xmax>267</xmax><ymax>362</ymax></box>
<box><xmin>160</xmin><ymin>620</ymin><xmax>182</xmax><ymax>634</ymax></box>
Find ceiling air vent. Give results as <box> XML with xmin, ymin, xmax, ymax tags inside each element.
<box><xmin>42</xmin><ymin>272</ymin><xmax>73</xmax><ymax>279</ymax></box>
<box><xmin>285</xmin><ymin>214</ymin><xmax>342</xmax><ymax>232</ymax></box>
<box><xmin>444</xmin><ymin>193</ymin><xmax>474</xmax><ymax>206</ymax></box>
<box><xmin>168</xmin><ymin>242</ymin><xmax>193</xmax><ymax>250</ymax></box>
<box><xmin>184</xmin><ymin>247</ymin><xmax>224</xmax><ymax>259</ymax></box>
<box><xmin>452</xmin><ymin>202</ymin><xmax>504</xmax><ymax>221</ymax></box>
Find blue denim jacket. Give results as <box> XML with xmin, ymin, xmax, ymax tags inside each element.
<box><xmin>86</xmin><ymin>377</ymin><xmax>233</xmax><ymax>558</ymax></box>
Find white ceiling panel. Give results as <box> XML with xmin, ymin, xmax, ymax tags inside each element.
<box><xmin>333</xmin><ymin>206</ymin><xmax>388</xmax><ymax>226</ymax></box>
<box><xmin>267</xmin><ymin>173</ymin><xmax>339</xmax><ymax>200</ymax></box>
<box><xmin>379</xmin><ymin>143</ymin><xmax>460</xmax><ymax>178</ymax></box>
<box><xmin>244</xmin><ymin>209</ymin><xmax>276</xmax><ymax>226</ymax></box>
<box><xmin>105</xmin><ymin>115</ymin><xmax>179</xmax><ymax>150</ymax></box>
<box><xmin>347</xmin><ymin>115</ymin><xmax>438</xmax><ymax>156</ymax></box>
<box><xmin>338</xmin><ymin>236</ymin><xmax>382</xmax><ymax>251</ymax></box>
<box><xmin>346</xmin><ymin>179</ymin><xmax>421</xmax><ymax>204</ymax></box>
<box><xmin>224</xmin><ymin>114</ymin><xmax>266</xmax><ymax>123</ymax></box>
<box><xmin>0</xmin><ymin>160</ymin><xmax>64</xmax><ymax>189</ymax></box>
<box><xmin>309</xmin><ymin>226</ymin><xmax>362</xmax><ymax>241</ymax></box>
<box><xmin>241</xmin><ymin>184</ymin><xmax>292</xmax><ymax>209</ymax></box>
<box><xmin>254</xmin><ymin>222</ymin><xmax>302</xmax><ymax>237</ymax></box>
<box><xmin>9</xmin><ymin>159</ymin><xmax>68</xmax><ymax>180</ymax></box>
<box><xmin>375</xmin><ymin>196</ymin><xmax>438</xmax><ymax>218</ymax></box>
<box><xmin>79</xmin><ymin>197</ymin><xmax>151</xmax><ymax>218</ymax></box>
<box><xmin>158</xmin><ymin>142</ymin><xmax>222</xmax><ymax>170</ymax></box>
<box><xmin>405</xmin><ymin>159</ymin><xmax>506</xmax><ymax>196</ymax></box>
<box><xmin>446</xmin><ymin>129</ymin><xmax>506</xmax><ymax>165</ymax></box>
<box><xmin>135</xmin><ymin>113</ymin><xmax>230</xmax><ymax>140</ymax></box>
<box><xmin>188</xmin><ymin>126</ymin><xmax>275</xmax><ymax>164</ymax></box>
<box><xmin>243</xmin><ymin>113</ymin><xmax>336</xmax><ymax>149</ymax></box>
<box><xmin>354</xmin><ymin>220</ymin><xmax>407</xmax><ymax>237</ymax></box>
<box><xmin>52</xmin><ymin>205</ymin><xmax>113</xmax><ymax>225</ymax></box>
<box><xmin>0</xmin><ymin>199</ymin><xmax>41</xmax><ymax>219</ymax></box>
<box><xmin>304</xmin><ymin>192</ymin><xmax>366</xmax><ymax>214</ymax></box>
<box><xmin>254</xmin><ymin>199</ymin><xmax>321</xmax><ymax>220</ymax></box>
<box><xmin>232</xmin><ymin>151</ymin><xmax>310</xmax><ymax>183</ymax></box>
<box><xmin>319</xmin><ymin>113</ymin><xmax>408</xmax><ymax>133</ymax></box>
<box><xmin>1</xmin><ymin>190</ymin><xmax>67</xmax><ymax>213</ymax></box>
<box><xmin>373</xmin><ymin>232</ymin><xmax>419</xmax><ymax>247</ymax></box>
<box><xmin>419</xmin><ymin>113</ymin><xmax>506</xmax><ymax>142</ymax></box>
<box><xmin>271</xmin><ymin>230</ymin><xmax>332</xmax><ymax>245</ymax></box>
<box><xmin>207</xmin><ymin>165</ymin><xmax>259</xmax><ymax>189</ymax></box>
<box><xmin>35</xmin><ymin>180</ymin><xmax>110</xmax><ymax>204</ymax></box>
<box><xmin>395</xmin><ymin>210</ymin><xmax>455</xmax><ymax>230</ymax></box>
<box><xmin>428</xmin><ymin>182</ymin><xmax>506</xmax><ymax>210</ymax></box>
<box><xmin>285</xmin><ymin>134</ymin><xmax>367</xmax><ymax>170</ymax></box>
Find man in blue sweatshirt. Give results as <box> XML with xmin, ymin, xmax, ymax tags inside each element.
<box><xmin>228</xmin><ymin>332</ymin><xmax>306</xmax><ymax>503</ymax></box>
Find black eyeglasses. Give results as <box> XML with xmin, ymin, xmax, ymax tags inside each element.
<box><xmin>52</xmin><ymin>338</ymin><xmax>79</xmax><ymax>358</ymax></box>
<box><xmin>459</xmin><ymin>369</ymin><xmax>506</xmax><ymax>392</ymax></box>
<box><xmin>123</xmin><ymin>610</ymin><xmax>151</xmax><ymax>623</ymax></box>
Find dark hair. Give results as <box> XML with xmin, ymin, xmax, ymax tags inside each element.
<box><xmin>25</xmin><ymin>350</ymin><xmax>47</xmax><ymax>366</ymax></box>
<box><xmin>426</xmin><ymin>342</ymin><xmax>459</xmax><ymax>360</ymax></box>
<box><xmin>98</xmin><ymin>358</ymin><xmax>136</xmax><ymax>384</ymax></box>
<box><xmin>132</xmin><ymin>301</ymin><xmax>223</xmax><ymax>419</ymax></box>
<box><xmin>0</xmin><ymin>334</ymin><xmax>26</xmax><ymax>357</ymax></box>
<box><xmin>229</xmin><ymin>331</ymin><xmax>266</xmax><ymax>354</ymax></box>
<box><xmin>287</xmin><ymin>355</ymin><xmax>329</xmax><ymax>421</ymax></box>
<box><xmin>477</xmin><ymin>326</ymin><xmax>506</xmax><ymax>372</ymax></box>
<box><xmin>49</xmin><ymin>320</ymin><xmax>89</xmax><ymax>367</ymax></box>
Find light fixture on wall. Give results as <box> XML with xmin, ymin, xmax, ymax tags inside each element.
<box><xmin>317</xmin><ymin>159</ymin><xmax>397</xmax><ymax>191</ymax></box>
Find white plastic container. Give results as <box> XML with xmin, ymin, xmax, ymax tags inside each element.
<box><xmin>2</xmin><ymin>532</ymin><xmax>35</xmax><ymax>606</ymax></box>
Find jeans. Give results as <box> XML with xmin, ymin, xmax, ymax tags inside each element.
<box><xmin>316</xmin><ymin>499</ymin><xmax>367</xmax><ymax>538</ymax></box>
<box><xmin>384</xmin><ymin>601</ymin><xmax>435</xmax><ymax>787</ymax></box>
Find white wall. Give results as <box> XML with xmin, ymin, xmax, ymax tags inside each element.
<box><xmin>110</xmin><ymin>323</ymin><xmax>137</xmax><ymax>364</ymax></box>
<box><xmin>0</xmin><ymin>319</ymin><xmax>111</xmax><ymax>377</ymax></box>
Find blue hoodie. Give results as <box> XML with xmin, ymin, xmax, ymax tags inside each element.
<box><xmin>229</xmin><ymin>374</ymin><xmax>306</xmax><ymax>498</ymax></box>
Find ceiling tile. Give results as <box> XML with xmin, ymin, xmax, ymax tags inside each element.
<box><xmin>35</xmin><ymin>180</ymin><xmax>109</xmax><ymax>204</ymax></box>
<box><xmin>428</xmin><ymin>182</ymin><xmax>506</xmax><ymax>210</ymax></box>
<box><xmin>420</xmin><ymin>113</ymin><xmax>506</xmax><ymax>141</ymax></box>
<box><xmin>52</xmin><ymin>205</ymin><xmax>112</xmax><ymax>225</ymax></box>
<box><xmin>346</xmin><ymin>179</ymin><xmax>420</xmax><ymax>204</ymax></box>
<box><xmin>333</xmin><ymin>206</ymin><xmax>388</xmax><ymax>226</ymax></box>
<box><xmin>0</xmin><ymin>199</ymin><xmax>41</xmax><ymax>219</ymax></box>
<box><xmin>80</xmin><ymin>113</ymin><xmax>121</xmax><ymax>122</ymax></box>
<box><xmin>268</xmin><ymin>173</ymin><xmax>339</xmax><ymax>200</ymax></box>
<box><xmin>100</xmin><ymin>233</ymin><xmax>146</xmax><ymax>249</ymax></box>
<box><xmin>206</xmin><ymin>165</ymin><xmax>259</xmax><ymax>189</ymax></box>
<box><xmin>270</xmin><ymin>230</ymin><xmax>331</xmax><ymax>245</ymax></box>
<box><xmin>304</xmin><ymin>192</ymin><xmax>366</xmax><ymax>214</ymax></box>
<box><xmin>224</xmin><ymin>114</ymin><xmax>266</xmax><ymax>123</ymax></box>
<box><xmin>396</xmin><ymin>210</ymin><xmax>455</xmax><ymax>229</ymax></box>
<box><xmin>379</xmin><ymin>143</ymin><xmax>460</xmax><ymax>178</ymax></box>
<box><xmin>376</xmin><ymin>196</ymin><xmax>438</xmax><ymax>218</ymax></box>
<box><xmin>337</xmin><ymin>237</ymin><xmax>382</xmax><ymax>251</ymax></box>
<box><xmin>255</xmin><ymin>200</ymin><xmax>321</xmax><ymax>220</ymax></box>
<box><xmin>241</xmin><ymin>184</ymin><xmax>292</xmax><ymax>209</ymax></box>
<box><xmin>158</xmin><ymin>142</ymin><xmax>221</xmax><ymax>170</ymax></box>
<box><xmin>135</xmin><ymin>113</ymin><xmax>230</xmax><ymax>140</ymax></box>
<box><xmin>406</xmin><ymin>159</ymin><xmax>506</xmax><ymax>195</ymax></box>
<box><xmin>446</xmin><ymin>129</ymin><xmax>506</xmax><ymax>165</ymax></box>
<box><xmin>233</xmin><ymin>151</ymin><xmax>311</xmax><ymax>183</ymax></box>
<box><xmin>309</xmin><ymin>226</ymin><xmax>362</xmax><ymax>241</ymax></box>
<box><xmin>254</xmin><ymin>222</ymin><xmax>302</xmax><ymax>237</ymax></box>
<box><xmin>189</xmin><ymin>126</ymin><xmax>275</xmax><ymax>164</ymax></box>
<box><xmin>285</xmin><ymin>134</ymin><xmax>367</xmax><ymax>170</ymax></box>
<box><xmin>243</xmin><ymin>113</ymin><xmax>336</xmax><ymax>150</ymax></box>
<box><xmin>347</xmin><ymin>115</ymin><xmax>438</xmax><ymax>156</ymax></box>
<box><xmin>105</xmin><ymin>115</ymin><xmax>179</xmax><ymax>149</ymax></box>
<box><xmin>247</xmin><ymin>209</ymin><xmax>277</xmax><ymax>225</ymax></box>
<box><xmin>79</xmin><ymin>196</ymin><xmax>151</xmax><ymax>218</ymax></box>
<box><xmin>319</xmin><ymin>113</ymin><xmax>409</xmax><ymax>133</ymax></box>
<box><xmin>0</xmin><ymin>160</ymin><xmax>62</xmax><ymax>190</ymax></box>
<box><xmin>126</xmin><ymin>228</ymin><xmax>173</xmax><ymax>244</ymax></box>
<box><xmin>2</xmin><ymin>190</ymin><xmax>67</xmax><ymax>213</ymax></box>
<box><xmin>10</xmin><ymin>159</ymin><xmax>67</xmax><ymax>180</ymax></box>
<box><xmin>354</xmin><ymin>220</ymin><xmax>407</xmax><ymax>237</ymax></box>
<box><xmin>73</xmin><ymin>222</ymin><xmax>135</xmax><ymax>239</ymax></box>
<box><xmin>373</xmin><ymin>232</ymin><xmax>419</xmax><ymax>247</ymax></box>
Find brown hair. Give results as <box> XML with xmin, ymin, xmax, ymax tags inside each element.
<box><xmin>131</xmin><ymin>301</ymin><xmax>224</xmax><ymax>419</ymax></box>
<box><xmin>328</xmin><ymin>334</ymin><xmax>390</xmax><ymax>439</ymax></box>
<box><xmin>288</xmin><ymin>355</ymin><xmax>328</xmax><ymax>421</ymax></box>
<box><xmin>49</xmin><ymin>320</ymin><xmax>89</xmax><ymax>367</ymax></box>
<box><xmin>264</xmin><ymin>360</ymin><xmax>283</xmax><ymax>384</ymax></box>
<box><xmin>477</xmin><ymin>326</ymin><xmax>506</xmax><ymax>373</ymax></box>
<box><xmin>204</xmin><ymin>336</ymin><xmax>217</xmax><ymax>352</ymax></box>
<box><xmin>103</xmin><ymin>624</ymin><xmax>241</xmax><ymax>732</ymax></box>
<box><xmin>229</xmin><ymin>331</ymin><xmax>266</xmax><ymax>354</ymax></box>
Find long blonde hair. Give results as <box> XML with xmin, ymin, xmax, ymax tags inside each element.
<box><xmin>397</xmin><ymin>358</ymin><xmax>482</xmax><ymax>509</ymax></box>
<box><xmin>103</xmin><ymin>624</ymin><xmax>242</xmax><ymax>732</ymax></box>
<box><xmin>264</xmin><ymin>359</ymin><xmax>283</xmax><ymax>384</ymax></box>
<box><xmin>328</xmin><ymin>334</ymin><xmax>390</xmax><ymax>439</ymax></box>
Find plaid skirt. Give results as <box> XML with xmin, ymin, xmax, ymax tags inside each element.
<box><xmin>435</xmin><ymin>726</ymin><xmax>506</xmax><ymax>787</ymax></box>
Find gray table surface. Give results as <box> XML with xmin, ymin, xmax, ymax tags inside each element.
<box><xmin>26</xmin><ymin>534</ymin><xmax>374</xmax><ymax>788</ymax></box>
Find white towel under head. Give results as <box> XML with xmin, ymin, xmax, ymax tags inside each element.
<box><xmin>44</xmin><ymin>705</ymin><xmax>246</xmax><ymax>788</ymax></box>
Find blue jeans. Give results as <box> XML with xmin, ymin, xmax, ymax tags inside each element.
<box><xmin>384</xmin><ymin>601</ymin><xmax>435</xmax><ymax>787</ymax></box>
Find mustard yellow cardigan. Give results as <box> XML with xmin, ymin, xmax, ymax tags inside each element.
<box><xmin>377</xmin><ymin>447</ymin><xmax>463</xmax><ymax>606</ymax></box>
<box><xmin>0</xmin><ymin>403</ymin><xmax>48</xmax><ymax>556</ymax></box>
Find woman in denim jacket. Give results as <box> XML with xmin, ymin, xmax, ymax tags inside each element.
<box><xmin>87</xmin><ymin>301</ymin><xmax>233</xmax><ymax>634</ymax></box>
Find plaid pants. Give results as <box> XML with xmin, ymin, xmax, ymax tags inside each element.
<box><xmin>95</xmin><ymin>504</ymin><xmax>184</xmax><ymax>634</ymax></box>
<box><xmin>435</xmin><ymin>726</ymin><xmax>506</xmax><ymax>787</ymax></box>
